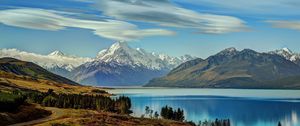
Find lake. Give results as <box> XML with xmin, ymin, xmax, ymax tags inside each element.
<box><xmin>108</xmin><ymin>88</ymin><xmax>300</xmax><ymax>126</ymax></box>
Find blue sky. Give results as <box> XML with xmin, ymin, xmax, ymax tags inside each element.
<box><xmin>0</xmin><ymin>0</ymin><xmax>300</xmax><ymax>58</ymax></box>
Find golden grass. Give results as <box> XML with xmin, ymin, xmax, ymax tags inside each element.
<box><xmin>34</xmin><ymin>107</ymin><xmax>192</xmax><ymax>126</ymax></box>
<box><xmin>0</xmin><ymin>71</ymin><xmax>110</xmax><ymax>96</ymax></box>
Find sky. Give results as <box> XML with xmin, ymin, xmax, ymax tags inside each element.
<box><xmin>0</xmin><ymin>0</ymin><xmax>300</xmax><ymax>58</ymax></box>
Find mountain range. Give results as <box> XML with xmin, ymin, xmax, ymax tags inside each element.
<box><xmin>146</xmin><ymin>47</ymin><xmax>300</xmax><ymax>89</ymax></box>
<box><xmin>2</xmin><ymin>42</ymin><xmax>300</xmax><ymax>88</ymax></box>
<box><xmin>0</xmin><ymin>42</ymin><xmax>195</xmax><ymax>86</ymax></box>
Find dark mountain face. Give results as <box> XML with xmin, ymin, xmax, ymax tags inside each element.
<box><xmin>146</xmin><ymin>48</ymin><xmax>300</xmax><ymax>89</ymax></box>
<box><xmin>71</xmin><ymin>61</ymin><xmax>169</xmax><ymax>86</ymax></box>
<box><xmin>0</xmin><ymin>57</ymin><xmax>78</xmax><ymax>85</ymax></box>
<box><xmin>168</xmin><ymin>58</ymin><xmax>204</xmax><ymax>75</ymax></box>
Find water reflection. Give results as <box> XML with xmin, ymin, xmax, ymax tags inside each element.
<box><xmin>109</xmin><ymin>88</ymin><xmax>300</xmax><ymax>126</ymax></box>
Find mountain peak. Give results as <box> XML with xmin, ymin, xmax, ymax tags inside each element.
<box><xmin>49</xmin><ymin>50</ymin><xmax>65</xmax><ymax>56</ymax></box>
<box><xmin>282</xmin><ymin>47</ymin><xmax>292</xmax><ymax>54</ymax></box>
<box><xmin>110</xmin><ymin>41</ymin><xmax>129</xmax><ymax>49</ymax></box>
<box><xmin>270</xmin><ymin>48</ymin><xmax>300</xmax><ymax>63</ymax></box>
<box><xmin>218</xmin><ymin>47</ymin><xmax>238</xmax><ymax>56</ymax></box>
<box><xmin>93</xmin><ymin>42</ymin><xmax>196</xmax><ymax>70</ymax></box>
<box><xmin>180</xmin><ymin>54</ymin><xmax>196</xmax><ymax>62</ymax></box>
<box><xmin>224</xmin><ymin>47</ymin><xmax>237</xmax><ymax>52</ymax></box>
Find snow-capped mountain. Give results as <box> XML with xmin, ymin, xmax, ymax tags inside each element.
<box><xmin>269</xmin><ymin>48</ymin><xmax>300</xmax><ymax>65</ymax></box>
<box><xmin>95</xmin><ymin>42</ymin><xmax>194</xmax><ymax>70</ymax></box>
<box><xmin>72</xmin><ymin>42</ymin><xmax>196</xmax><ymax>86</ymax></box>
<box><xmin>0</xmin><ymin>48</ymin><xmax>92</xmax><ymax>77</ymax></box>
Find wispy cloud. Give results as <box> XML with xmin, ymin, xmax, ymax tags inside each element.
<box><xmin>0</xmin><ymin>8</ymin><xmax>175</xmax><ymax>41</ymax></box>
<box><xmin>93</xmin><ymin>0</ymin><xmax>247</xmax><ymax>34</ymax></box>
<box><xmin>267</xmin><ymin>20</ymin><xmax>300</xmax><ymax>31</ymax></box>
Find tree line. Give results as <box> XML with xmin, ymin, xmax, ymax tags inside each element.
<box><xmin>2</xmin><ymin>89</ymin><xmax>132</xmax><ymax>114</ymax></box>
<box><xmin>28</xmin><ymin>89</ymin><xmax>132</xmax><ymax>114</ymax></box>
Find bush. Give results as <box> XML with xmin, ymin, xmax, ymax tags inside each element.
<box><xmin>160</xmin><ymin>105</ymin><xmax>184</xmax><ymax>122</ymax></box>
<box><xmin>0</xmin><ymin>92</ymin><xmax>26</xmax><ymax>112</ymax></box>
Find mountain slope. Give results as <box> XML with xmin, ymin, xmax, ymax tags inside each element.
<box><xmin>0</xmin><ymin>57</ymin><xmax>78</xmax><ymax>85</ymax></box>
<box><xmin>146</xmin><ymin>48</ymin><xmax>300</xmax><ymax>89</ymax></box>
<box><xmin>72</xmin><ymin>42</ymin><xmax>195</xmax><ymax>86</ymax></box>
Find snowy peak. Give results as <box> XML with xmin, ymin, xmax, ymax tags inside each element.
<box><xmin>179</xmin><ymin>54</ymin><xmax>196</xmax><ymax>62</ymax></box>
<box><xmin>270</xmin><ymin>47</ymin><xmax>294</xmax><ymax>60</ymax></box>
<box><xmin>217</xmin><ymin>47</ymin><xmax>238</xmax><ymax>56</ymax></box>
<box><xmin>107</xmin><ymin>42</ymin><xmax>131</xmax><ymax>54</ymax></box>
<box><xmin>111</xmin><ymin>41</ymin><xmax>130</xmax><ymax>49</ymax></box>
<box><xmin>269</xmin><ymin>48</ymin><xmax>300</xmax><ymax>63</ymax></box>
<box><xmin>271</xmin><ymin>47</ymin><xmax>293</xmax><ymax>54</ymax></box>
<box><xmin>96</xmin><ymin>42</ymin><xmax>130</xmax><ymax>58</ymax></box>
<box><xmin>282</xmin><ymin>47</ymin><xmax>292</xmax><ymax>54</ymax></box>
<box><xmin>96</xmin><ymin>42</ymin><xmax>166</xmax><ymax>69</ymax></box>
<box><xmin>222</xmin><ymin>47</ymin><xmax>237</xmax><ymax>53</ymax></box>
<box><xmin>48</xmin><ymin>50</ymin><xmax>65</xmax><ymax>56</ymax></box>
<box><xmin>95</xmin><ymin>42</ymin><xmax>197</xmax><ymax>70</ymax></box>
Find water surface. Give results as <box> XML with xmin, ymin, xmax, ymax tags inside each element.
<box><xmin>108</xmin><ymin>88</ymin><xmax>300</xmax><ymax>126</ymax></box>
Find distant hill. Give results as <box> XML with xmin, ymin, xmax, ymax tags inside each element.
<box><xmin>146</xmin><ymin>48</ymin><xmax>300</xmax><ymax>89</ymax></box>
<box><xmin>0</xmin><ymin>57</ymin><xmax>78</xmax><ymax>85</ymax></box>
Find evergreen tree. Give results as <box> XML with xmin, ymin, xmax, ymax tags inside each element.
<box><xmin>154</xmin><ymin>111</ymin><xmax>159</xmax><ymax>119</ymax></box>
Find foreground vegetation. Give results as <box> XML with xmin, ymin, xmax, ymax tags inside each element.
<box><xmin>0</xmin><ymin>92</ymin><xmax>51</xmax><ymax>125</ymax></box>
<box><xmin>0</xmin><ymin>88</ymin><xmax>232</xmax><ymax>126</ymax></box>
<box><xmin>0</xmin><ymin>90</ymin><xmax>193</xmax><ymax>126</ymax></box>
<box><xmin>0</xmin><ymin>70</ymin><xmax>193</xmax><ymax>126</ymax></box>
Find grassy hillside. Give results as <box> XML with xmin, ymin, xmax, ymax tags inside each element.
<box><xmin>0</xmin><ymin>71</ymin><xmax>109</xmax><ymax>95</ymax></box>
<box><xmin>0</xmin><ymin>57</ymin><xmax>78</xmax><ymax>85</ymax></box>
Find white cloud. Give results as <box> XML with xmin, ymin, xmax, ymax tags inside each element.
<box><xmin>0</xmin><ymin>8</ymin><xmax>175</xmax><ymax>41</ymax></box>
<box><xmin>94</xmin><ymin>0</ymin><xmax>247</xmax><ymax>34</ymax></box>
<box><xmin>266</xmin><ymin>20</ymin><xmax>300</xmax><ymax>31</ymax></box>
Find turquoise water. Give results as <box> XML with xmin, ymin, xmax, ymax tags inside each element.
<box><xmin>108</xmin><ymin>88</ymin><xmax>300</xmax><ymax>126</ymax></box>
